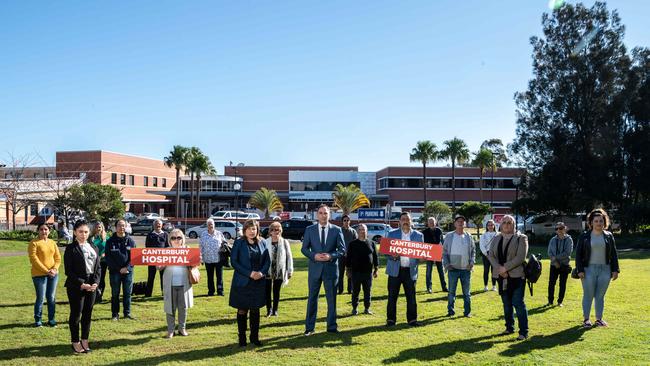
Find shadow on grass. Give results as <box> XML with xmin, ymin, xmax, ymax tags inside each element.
<box><xmin>382</xmin><ymin>333</ymin><xmax>511</xmax><ymax>363</ymax></box>
<box><xmin>489</xmin><ymin>304</ymin><xmax>555</xmax><ymax>321</ymax></box>
<box><xmin>0</xmin><ymin>300</ymin><xmax>70</xmax><ymax>309</ymax></box>
<box><xmin>499</xmin><ymin>326</ymin><xmax>587</xmax><ymax>357</ymax></box>
<box><xmin>107</xmin><ymin>315</ymin><xmax>453</xmax><ymax>365</ymax></box>
<box><xmin>130</xmin><ymin>317</ymin><xmax>236</xmax><ymax>335</ymax></box>
<box><xmin>0</xmin><ymin>336</ymin><xmax>156</xmax><ymax>361</ymax></box>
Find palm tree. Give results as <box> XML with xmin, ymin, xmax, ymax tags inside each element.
<box><xmin>164</xmin><ymin>145</ymin><xmax>189</xmax><ymax>218</ymax></box>
<box><xmin>441</xmin><ymin>137</ymin><xmax>470</xmax><ymax>211</ymax></box>
<box><xmin>184</xmin><ymin>147</ymin><xmax>202</xmax><ymax>217</ymax></box>
<box><xmin>409</xmin><ymin>140</ymin><xmax>439</xmax><ymax>208</ymax></box>
<box><xmin>471</xmin><ymin>148</ymin><xmax>494</xmax><ymax>203</ymax></box>
<box><xmin>480</xmin><ymin>139</ymin><xmax>509</xmax><ymax>207</ymax></box>
<box><xmin>249</xmin><ymin>187</ymin><xmax>284</xmax><ymax>218</ymax></box>
<box><xmin>194</xmin><ymin>154</ymin><xmax>216</xmax><ymax>218</ymax></box>
<box><xmin>332</xmin><ymin>184</ymin><xmax>370</xmax><ymax>216</ymax></box>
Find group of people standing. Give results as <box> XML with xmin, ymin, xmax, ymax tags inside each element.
<box><xmin>27</xmin><ymin>205</ymin><xmax>620</xmax><ymax>353</ymax></box>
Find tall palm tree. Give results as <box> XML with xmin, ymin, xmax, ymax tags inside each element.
<box><xmin>471</xmin><ymin>148</ymin><xmax>494</xmax><ymax>203</ymax></box>
<box><xmin>164</xmin><ymin>145</ymin><xmax>188</xmax><ymax>218</ymax></box>
<box><xmin>184</xmin><ymin>147</ymin><xmax>202</xmax><ymax>217</ymax></box>
<box><xmin>441</xmin><ymin>137</ymin><xmax>470</xmax><ymax>211</ymax></box>
<box><xmin>480</xmin><ymin>139</ymin><xmax>509</xmax><ymax>207</ymax></box>
<box><xmin>249</xmin><ymin>187</ymin><xmax>284</xmax><ymax>218</ymax></box>
<box><xmin>194</xmin><ymin>154</ymin><xmax>216</xmax><ymax>218</ymax></box>
<box><xmin>409</xmin><ymin>140</ymin><xmax>439</xmax><ymax>208</ymax></box>
<box><xmin>332</xmin><ymin>184</ymin><xmax>370</xmax><ymax>216</ymax></box>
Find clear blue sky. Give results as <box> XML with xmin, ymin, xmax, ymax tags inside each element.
<box><xmin>1</xmin><ymin>0</ymin><xmax>648</xmax><ymax>172</ymax></box>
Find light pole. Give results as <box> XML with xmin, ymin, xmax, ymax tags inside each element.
<box><xmin>512</xmin><ymin>177</ymin><xmax>521</xmax><ymax>230</ymax></box>
<box><xmin>234</xmin><ymin>182</ymin><xmax>241</xmax><ymax>238</ymax></box>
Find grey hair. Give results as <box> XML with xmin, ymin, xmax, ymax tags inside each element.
<box><xmin>153</xmin><ymin>218</ymin><xmax>163</xmax><ymax>225</ymax></box>
<box><xmin>206</xmin><ymin>218</ymin><xmax>215</xmax><ymax>226</ymax></box>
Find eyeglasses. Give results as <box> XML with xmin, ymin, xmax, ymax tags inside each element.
<box><xmin>170</xmin><ymin>236</ymin><xmax>182</xmax><ymax>241</ymax></box>
<box><xmin>556</xmin><ymin>227</ymin><xmax>565</xmax><ymax>231</ymax></box>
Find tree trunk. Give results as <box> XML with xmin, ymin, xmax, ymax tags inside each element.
<box><xmin>452</xmin><ymin>160</ymin><xmax>457</xmax><ymax>211</ymax></box>
<box><xmin>190</xmin><ymin>172</ymin><xmax>195</xmax><ymax>217</ymax></box>
<box><xmin>175</xmin><ymin>168</ymin><xmax>181</xmax><ymax>218</ymax></box>
<box><xmin>422</xmin><ymin>162</ymin><xmax>427</xmax><ymax>208</ymax></box>
<box><xmin>197</xmin><ymin>175</ymin><xmax>202</xmax><ymax>218</ymax></box>
<box><xmin>490</xmin><ymin>164</ymin><xmax>495</xmax><ymax>208</ymax></box>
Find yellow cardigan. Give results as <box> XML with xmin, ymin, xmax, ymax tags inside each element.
<box><xmin>28</xmin><ymin>238</ymin><xmax>61</xmax><ymax>277</ymax></box>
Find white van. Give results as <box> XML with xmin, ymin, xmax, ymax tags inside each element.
<box><xmin>526</xmin><ymin>214</ymin><xmax>585</xmax><ymax>236</ymax></box>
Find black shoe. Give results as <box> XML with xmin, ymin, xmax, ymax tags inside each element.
<box><xmin>363</xmin><ymin>308</ymin><xmax>374</xmax><ymax>315</ymax></box>
<box><xmin>327</xmin><ymin>329</ymin><xmax>340</xmax><ymax>334</ymax></box>
<box><xmin>386</xmin><ymin>320</ymin><xmax>396</xmax><ymax>327</ymax></box>
<box><xmin>304</xmin><ymin>330</ymin><xmax>315</xmax><ymax>336</ymax></box>
<box><xmin>352</xmin><ymin>308</ymin><xmax>358</xmax><ymax>315</ymax></box>
<box><xmin>207</xmin><ymin>293</ymin><xmax>215</xmax><ymax>297</ymax></box>
<box><xmin>464</xmin><ymin>314</ymin><xmax>472</xmax><ymax>318</ymax></box>
<box><xmin>111</xmin><ymin>315</ymin><xmax>119</xmax><ymax>321</ymax></box>
<box><xmin>250</xmin><ymin>338</ymin><xmax>262</xmax><ymax>346</ymax></box>
<box><xmin>217</xmin><ymin>292</ymin><xmax>224</xmax><ymax>296</ymax></box>
<box><xmin>272</xmin><ymin>310</ymin><xmax>278</xmax><ymax>317</ymax></box>
<box><xmin>446</xmin><ymin>312</ymin><xmax>455</xmax><ymax>317</ymax></box>
<box><xmin>442</xmin><ymin>288</ymin><xmax>449</xmax><ymax>293</ymax></box>
<box><xmin>427</xmin><ymin>288</ymin><xmax>432</xmax><ymax>294</ymax></box>
<box><xmin>124</xmin><ymin>314</ymin><xmax>135</xmax><ymax>320</ymax></box>
<box><xmin>408</xmin><ymin>321</ymin><xmax>422</xmax><ymax>327</ymax></box>
<box><xmin>500</xmin><ymin>329</ymin><xmax>515</xmax><ymax>335</ymax></box>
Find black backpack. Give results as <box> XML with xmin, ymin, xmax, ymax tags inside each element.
<box><xmin>524</xmin><ymin>253</ymin><xmax>543</xmax><ymax>296</ymax></box>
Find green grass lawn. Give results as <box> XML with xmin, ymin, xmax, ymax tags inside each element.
<box><xmin>0</xmin><ymin>242</ymin><xmax>649</xmax><ymax>365</ymax></box>
<box><xmin>0</xmin><ymin>240</ymin><xmax>30</xmax><ymax>253</ymax></box>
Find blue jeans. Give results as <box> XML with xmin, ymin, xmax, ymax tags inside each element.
<box><xmin>447</xmin><ymin>269</ymin><xmax>471</xmax><ymax>316</ymax></box>
<box><xmin>109</xmin><ymin>270</ymin><xmax>133</xmax><ymax>317</ymax></box>
<box><xmin>426</xmin><ymin>261</ymin><xmax>447</xmax><ymax>291</ymax></box>
<box><xmin>500</xmin><ymin>277</ymin><xmax>528</xmax><ymax>336</ymax></box>
<box><xmin>32</xmin><ymin>275</ymin><xmax>58</xmax><ymax>324</ymax></box>
<box><xmin>581</xmin><ymin>264</ymin><xmax>611</xmax><ymax>319</ymax></box>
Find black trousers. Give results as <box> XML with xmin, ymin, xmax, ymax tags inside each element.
<box><xmin>548</xmin><ymin>264</ymin><xmax>569</xmax><ymax>304</ymax></box>
<box><xmin>265</xmin><ymin>278</ymin><xmax>283</xmax><ymax>312</ymax></box>
<box><xmin>337</xmin><ymin>258</ymin><xmax>351</xmax><ymax>294</ymax></box>
<box><xmin>387</xmin><ymin>267</ymin><xmax>417</xmax><ymax>323</ymax></box>
<box><xmin>67</xmin><ymin>287</ymin><xmax>95</xmax><ymax>343</ymax></box>
<box><xmin>482</xmin><ymin>253</ymin><xmax>496</xmax><ymax>287</ymax></box>
<box><xmin>146</xmin><ymin>265</ymin><xmax>164</xmax><ymax>297</ymax></box>
<box><xmin>98</xmin><ymin>261</ymin><xmax>108</xmax><ymax>301</ymax></box>
<box><xmin>205</xmin><ymin>262</ymin><xmax>224</xmax><ymax>295</ymax></box>
<box><xmin>351</xmin><ymin>271</ymin><xmax>373</xmax><ymax>310</ymax></box>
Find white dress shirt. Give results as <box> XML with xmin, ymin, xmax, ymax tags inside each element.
<box><xmin>400</xmin><ymin>230</ymin><xmax>411</xmax><ymax>267</ymax></box>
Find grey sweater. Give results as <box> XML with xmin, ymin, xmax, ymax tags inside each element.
<box><xmin>547</xmin><ymin>235</ymin><xmax>573</xmax><ymax>266</ymax></box>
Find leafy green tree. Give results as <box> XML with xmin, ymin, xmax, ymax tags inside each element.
<box><xmin>457</xmin><ymin>201</ymin><xmax>492</xmax><ymax>239</ymax></box>
<box><xmin>420</xmin><ymin>200</ymin><xmax>452</xmax><ymax>226</ymax></box>
<box><xmin>471</xmin><ymin>148</ymin><xmax>494</xmax><ymax>204</ymax></box>
<box><xmin>164</xmin><ymin>145</ymin><xmax>189</xmax><ymax>218</ymax></box>
<box><xmin>332</xmin><ymin>184</ymin><xmax>370</xmax><ymax>215</ymax></box>
<box><xmin>249</xmin><ymin>187</ymin><xmax>284</xmax><ymax>218</ymax></box>
<box><xmin>67</xmin><ymin>183</ymin><xmax>125</xmax><ymax>227</ymax></box>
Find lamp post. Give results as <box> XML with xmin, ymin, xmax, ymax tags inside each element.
<box><xmin>234</xmin><ymin>182</ymin><xmax>241</xmax><ymax>238</ymax></box>
<box><xmin>512</xmin><ymin>177</ymin><xmax>521</xmax><ymax>230</ymax></box>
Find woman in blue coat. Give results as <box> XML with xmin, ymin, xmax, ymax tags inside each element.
<box><xmin>229</xmin><ymin>219</ymin><xmax>269</xmax><ymax>347</ymax></box>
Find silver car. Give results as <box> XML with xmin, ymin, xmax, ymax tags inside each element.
<box><xmin>351</xmin><ymin>223</ymin><xmax>392</xmax><ymax>243</ymax></box>
<box><xmin>186</xmin><ymin>220</ymin><xmax>243</xmax><ymax>240</ymax></box>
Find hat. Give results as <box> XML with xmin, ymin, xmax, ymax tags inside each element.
<box><xmin>453</xmin><ymin>215</ymin><xmax>466</xmax><ymax>222</ymax></box>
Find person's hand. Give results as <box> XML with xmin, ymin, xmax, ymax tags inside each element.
<box><xmin>120</xmin><ymin>267</ymin><xmax>129</xmax><ymax>274</ymax></box>
<box><xmin>469</xmin><ymin>264</ymin><xmax>474</xmax><ymax>271</ymax></box>
<box><xmin>373</xmin><ymin>270</ymin><xmax>378</xmax><ymax>279</ymax></box>
<box><xmin>250</xmin><ymin>271</ymin><xmax>257</xmax><ymax>279</ymax></box>
<box><xmin>554</xmin><ymin>262</ymin><xmax>561</xmax><ymax>269</ymax></box>
<box><xmin>90</xmin><ymin>284</ymin><xmax>98</xmax><ymax>292</ymax></box>
<box><xmin>578</xmin><ymin>272</ymin><xmax>585</xmax><ymax>279</ymax></box>
<box><xmin>157</xmin><ymin>265</ymin><xmax>165</xmax><ymax>271</ymax></box>
<box><xmin>497</xmin><ymin>266</ymin><xmax>507</xmax><ymax>275</ymax></box>
<box><xmin>322</xmin><ymin>253</ymin><xmax>332</xmax><ymax>261</ymax></box>
<box><xmin>80</xmin><ymin>283</ymin><xmax>91</xmax><ymax>291</ymax></box>
<box><xmin>612</xmin><ymin>272</ymin><xmax>619</xmax><ymax>281</ymax></box>
<box><xmin>391</xmin><ymin>254</ymin><xmax>399</xmax><ymax>260</ymax></box>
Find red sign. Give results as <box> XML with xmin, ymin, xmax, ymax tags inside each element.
<box><xmin>379</xmin><ymin>238</ymin><xmax>442</xmax><ymax>261</ymax></box>
<box><xmin>280</xmin><ymin>212</ymin><xmax>291</xmax><ymax>220</ymax></box>
<box><xmin>492</xmin><ymin>214</ymin><xmax>505</xmax><ymax>224</ymax></box>
<box><xmin>130</xmin><ymin>248</ymin><xmax>201</xmax><ymax>266</ymax></box>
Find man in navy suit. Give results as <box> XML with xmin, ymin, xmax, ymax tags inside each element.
<box><xmin>301</xmin><ymin>204</ymin><xmax>346</xmax><ymax>335</ymax></box>
<box><xmin>385</xmin><ymin>212</ymin><xmax>423</xmax><ymax>327</ymax></box>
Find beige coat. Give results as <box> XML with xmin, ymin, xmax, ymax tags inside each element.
<box><xmin>487</xmin><ymin>232</ymin><xmax>528</xmax><ymax>279</ymax></box>
<box><xmin>162</xmin><ymin>266</ymin><xmax>194</xmax><ymax>314</ymax></box>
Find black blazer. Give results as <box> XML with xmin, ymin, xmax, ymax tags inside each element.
<box><xmin>64</xmin><ymin>241</ymin><xmax>101</xmax><ymax>289</ymax></box>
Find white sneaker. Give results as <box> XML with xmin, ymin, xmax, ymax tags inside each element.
<box><xmin>492</xmin><ymin>286</ymin><xmax>497</xmax><ymax>291</ymax></box>
<box><xmin>483</xmin><ymin>286</ymin><xmax>489</xmax><ymax>292</ymax></box>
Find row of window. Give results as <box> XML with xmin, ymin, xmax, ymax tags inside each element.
<box><xmin>378</xmin><ymin>178</ymin><xmax>516</xmax><ymax>189</ymax></box>
<box><xmin>394</xmin><ymin>201</ymin><xmax>513</xmax><ymax>208</ymax></box>
<box><xmin>289</xmin><ymin>181</ymin><xmax>361</xmax><ymax>192</ymax></box>
<box><xmin>4</xmin><ymin>173</ymin><xmax>56</xmax><ymax>179</ymax></box>
<box><xmin>111</xmin><ymin>173</ymin><xmax>167</xmax><ymax>188</ymax></box>
<box><xmin>181</xmin><ymin>180</ymin><xmax>241</xmax><ymax>192</ymax></box>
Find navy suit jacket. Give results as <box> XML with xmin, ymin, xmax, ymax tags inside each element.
<box><xmin>230</xmin><ymin>238</ymin><xmax>270</xmax><ymax>288</ymax></box>
<box><xmin>301</xmin><ymin>223</ymin><xmax>346</xmax><ymax>280</ymax></box>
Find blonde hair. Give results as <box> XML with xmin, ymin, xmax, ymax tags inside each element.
<box><xmin>93</xmin><ymin>222</ymin><xmax>106</xmax><ymax>241</ymax></box>
<box><xmin>268</xmin><ymin>221</ymin><xmax>283</xmax><ymax>236</ymax></box>
<box><xmin>168</xmin><ymin>229</ymin><xmax>186</xmax><ymax>247</ymax></box>
<box><xmin>499</xmin><ymin>215</ymin><xmax>516</xmax><ymax>234</ymax></box>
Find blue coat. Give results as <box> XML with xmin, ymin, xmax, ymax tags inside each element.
<box><xmin>384</xmin><ymin>228</ymin><xmax>423</xmax><ymax>281</ymax></box>
<box><xmin>230</xmin><ymin>238</ymin><xmax>270</xmax><ymax>288</ymax></box>
<box><xmin>301</xmin><ymin>223</ymin><xmax>346</xmax><ymax>280</ymax></box>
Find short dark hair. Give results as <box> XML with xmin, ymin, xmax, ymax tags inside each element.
<box><xmin>73</xmin><ymin>220</ymin><xmax>89</xmax><ymax>231</ymax></box>
<box><xmin>587</xmin><ymin>208</ymin><xmax>610</xmax><ymax>230</ymax></box>
<box><xmin>342</xmin><ymin>214</ymin><xmax>350</xmax><ymax>220</ymax></box>
<box><xmin>400</xmin><ymin>212</ymin><xmax>411</xmax><ymax>219</ymax></box>
<box><xmin>36</xmin><ymin>223</ymin><xmax>49</xmax><ymax>231</ymax></box>
<box><xmin>115</xmin><ymin>218</ymin><xmax>126</xmax><ymax>227</ymax></box>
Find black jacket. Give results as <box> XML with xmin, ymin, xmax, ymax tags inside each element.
<box><xmin>575</xmin><ymin>230</ymin><xmax>620</xmax><ymax>274</ymax></box>
<box><xmin>346</xmin><ymin>239</ymin><xmax>378</xmax><ymax>273</ymax></box>
<box><xmin>64</xmin><ymin>241</ymin><xmax>101</xmax><ymax>289</ymax></box>
<box><xmin>422</xmin><ymin>227</ymin><xmax>443</xmax><ymax>245</ymax></box>
<box><xmin>105</xmin><ymin>233</ymin><xmax>136</xmax><ymax>272</ymax></box>
<box><xmin>145</xmin><ymin>231</ymin><xmax>169</xmax><ymax>248</ymax></box>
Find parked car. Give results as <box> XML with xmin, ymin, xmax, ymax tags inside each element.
<box><xmin>131</xmin><ymin>219</ymin><xmax>173</xmax><ymax>235</ymax></box>
<box><xmin>210</xmin><ymin>210</ymin><xmax>261</xmax><ymax>220</ymax></box>
<box><xmin>261</xmin><ymin>219</ymin><xmax>314</xmax><ymax>240</ymax></box>
<box><xmin>186</xmin><ymin>220</ymin><xmax>243</xmax><ymax>240</ymax></box>
<box><xmin>525</xmin><ymin>214</ymin><xmax>584</xmax><ymax>237</ymax></box>
<box><xmin>352</xmin><ymin>223</ymin><xmax>392</xmax><ymax>243</ymax></box>
<box><xmin>124</xmin><ymin>212</ymin><xmax>138</xmax><ymax>223</ymax></box>
<box><xmin>137</xmin><ymin>212</ymin><xmax>163</xmax><ymax>221</ymax></box>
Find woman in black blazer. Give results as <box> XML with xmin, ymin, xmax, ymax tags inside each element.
<box><xmin>229</xmin><ymin>219</ymin><xmax>269</xmax><ymax>347</ymax></box>
<box><xmin>64</xmin><ymin>221</ymin><xmax>101</xmax><ymax>354</ymax></box>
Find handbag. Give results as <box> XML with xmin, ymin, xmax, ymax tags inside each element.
<box><xmin>571</xmin><ymin>267</ymin><xmax>580</xmax><ymax>279</ymax></box>
<box><xmin>219</xmin><ymin>242</ymin><xmax>233</xmax><ymax>268</ymax></box>
<box><xmin>188</xmin><ymin>266</ymin><xmax>201</xmax><ymax>284</ymax></box>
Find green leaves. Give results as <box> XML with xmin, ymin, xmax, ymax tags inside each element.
<box><xmin>249</xmin><ymin>188</ymin><xmax>283</xmax><ymax>218</ymax></box>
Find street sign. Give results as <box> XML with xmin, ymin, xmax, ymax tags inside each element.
<box><xmin>358</xmin><ymin>208</ymin><xmax>386</xmax><ymax>220</ymax></box>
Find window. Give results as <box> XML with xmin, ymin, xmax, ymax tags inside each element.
<box><xmin>111</xmin><ymin>173</ymin><xmax>117</xmax><ymax>184</ymax></box>
<box><xmin>120</xmin><ymin>174</ymin><xmax>126</xmax><ymax>185</ymax></box>
<box><xmin>30</xmin><ymin>204</ymin><xmax>39</xmax><ymax>216</ymax></box>
<box><xmin>162</xmin><ymin>178</ymin><xmax>167</xmax><ymax>188</ymax></box>
<box><xmin>34</xmin><ymin>173</ymin><xmax>42</xmax><ymax>178</ymax></box>
<box><xmin>79</xmin><ymin>172</ymin><xmax>87</xmax><ymax>180</ymax></box>
<box><xmin>153</xmin><ymin>177</ymin><xmax>158</xmax><ymax>187</ymax></box>
<box><xmin>144</xmin><ymin>176</ymin><xmax>149</xmax><ymax>186</ymax></box>
<box><xmin>46</xmin><ymin>173</ymin><xmax>55</xmax><ymax>179</ymax></box>
<box><xmin>129</xmin><ymin>175</ymin><xmax>135</xmax><ymax>185</ymax></box>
